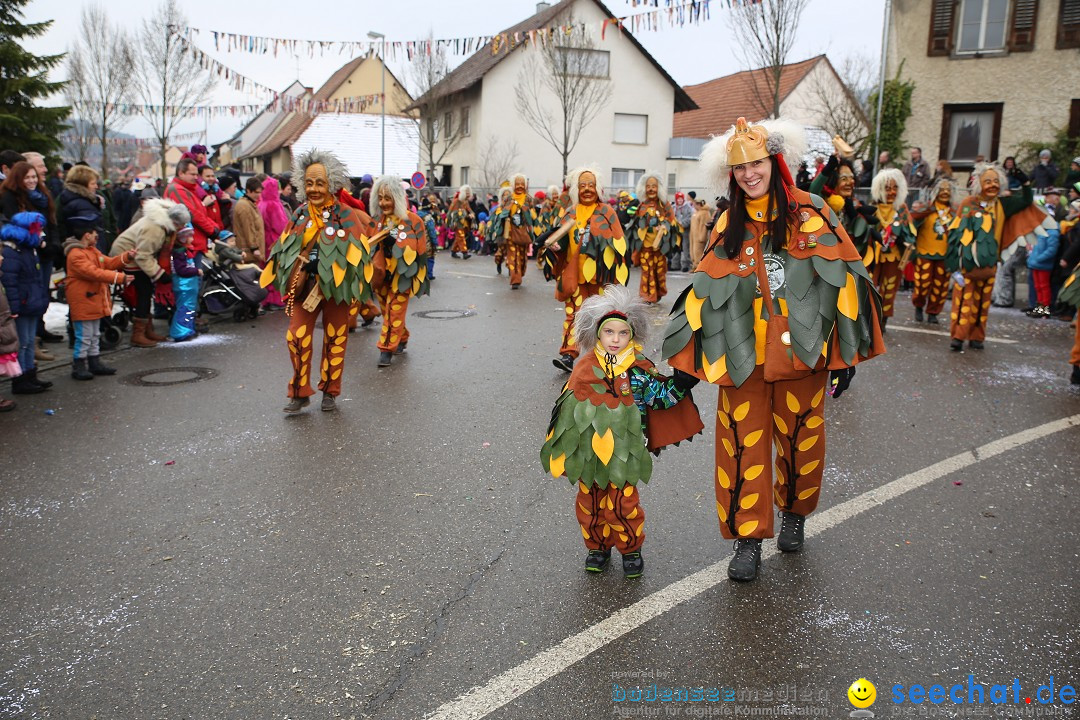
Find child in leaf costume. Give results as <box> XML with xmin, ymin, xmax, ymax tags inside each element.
<box><xmin>540</xmin><ymin>166</ymin><xmax>630</xmax><ymax>372</ymax></box>
<box><xmin>662</xmin><ymin>118</ymin><xmax>886</xmax><ymax>582</ymax></box>
<box><xmin>260</xmin><ymin>149</ymin><xmax>375</xmax><ymax>413</ymax></box>
<box><xmin>632</xmin><ymin>172</ymin><xmax>676</xmax><ymax>304</ymax></box>
<box><xmin>541</xmin><ymin>284</ymin><xmax>702</xmax><ymax>577</ymax></box>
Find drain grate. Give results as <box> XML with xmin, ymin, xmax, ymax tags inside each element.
<box><xmin>123</xmin><ymin>366</ymin><xmax>219</xmax><ymax>387</ymax></box>
<box><xmin>413</xmin><ymin>309</ymin><xmax>476</xmax><ymax>320</ymax></box>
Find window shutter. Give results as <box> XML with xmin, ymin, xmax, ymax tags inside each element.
<box><xmin>1059</xmin><ymin>0</ymin><xmax>1080</xmax><ymax>49</ymax></box>
<box><xmin>1008</xmin><ymin>0</ymin><xmax>1039</xmax><ymax>51</ymax></box>
<box><xmin>927</xmin><ymin>0</ymin><xmax>957</xmax><ymax>56</ymax></box>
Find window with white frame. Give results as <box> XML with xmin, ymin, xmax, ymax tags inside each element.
<box><xmin>460</xmin><ymin>167</ymin><xmax>469</xmax><ymax>185</ymax></box>
<box><xmin>613</xmin><ymin>113</ymin><xmax>648</xmax><ymax>145</ymax></box>
<box><xmin>667</xmin><ymin>173</ymin><xmax>677</xmax><ymax>195</ymax></box>
<box><xmin>555</xmin><ymin>47</ymin><xmax>610</xmax><ymax>78</ymax></box>
<box><xmin>461</xmin><ymin>106</ymin><xmax>471</xmax><ymax>137</ymax></box>
<box><xmin>611</xmin><ymin>168</ymin><xmax>645</xmax><ymax>190</ymax></box>
<box><xmin>429</xmin><ymin>117</ymin><xmax>439</xmax><ymax>142</ymax></box>
<box><xmin>443</xmin><ymin>111</ymin><xmax>454</xmax><ymax>138</ymax></box>
<box><xmin>956</xmin><ymin>0</ymin><xmax>1009</xmax><ymax>53</ymax></box>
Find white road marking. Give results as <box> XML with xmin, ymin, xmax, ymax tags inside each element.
<box><xmin>887</xmin><ymin>324</ymin><xmax>1019</xmax><ymax>344</ymax></box>
<box><xmin>423</xmin><ymin>413</ymin><xmax>1080</xmax><ymax>720</ymax></box>
<box><xmin>441</xmin><ymin>270</ymin><xmax>501</xmax><ymax>280</ymax></box>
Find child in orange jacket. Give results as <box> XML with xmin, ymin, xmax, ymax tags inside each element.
<box><xmin>62</xmin><ymin>217</ymin><xmax>133</xmax><ymax>380</ymax></box>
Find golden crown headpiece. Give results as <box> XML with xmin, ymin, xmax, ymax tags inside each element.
<box><xmin>726</xmin><ymin>117</ymin><xmax>770</xmax><ymax>166</ymax></box>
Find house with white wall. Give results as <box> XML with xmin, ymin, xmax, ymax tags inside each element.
<box><xmin>408</xmin><ymin>0</ymin><xmax>696</xmax><ymax>194</ymax></box>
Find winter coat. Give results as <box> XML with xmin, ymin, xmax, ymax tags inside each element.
<box><xmin>163</xmin><ymin>178</ymin><xmax>221</xmax><ymax>254</ymax></box>
<box><xmin>62</xmin><ymin>237</ymin><xmax>128</xmax><ymax>321</ymax></box>
<box><xmin>108</xmin><ymin>199</ymin><xmax>180</xmax><ymax>281</ymax></box>
<box><xmin>171</xmin><ymin>246</ymin><xmax>199</xmax><ymax>278</ymax></box>
<box><xmin>0</xmin><ymin>188</ymin><xmax>58</xmax><ymax>266</ymax></box>
<box><xmin>57</xmin><ymin>182</ymin><xmax>103</xmax><ymax>241</ymax></box>
<box><xmin>231</xmin><ymin>196</ymin><xmax>265</xmax><ymax>262</ymax></box>
<box><xmin>0</xmin><ymin>281</ymin><xmax>18</xmax><ymax>355</ymax></box>
<box><xmin>1025</xmin><ymin>218</ymin><xmax>1061</xmax><ymax>271</ymax></box>
<box><xmin>1031</xmin><ymin>162</ymin><xmax>1060</xmax><ymax>190</ymax></box>
<box><xmin>0</xmin><ymin>211</ymin><xmax>49</xmax><ymax>316</ymax></box>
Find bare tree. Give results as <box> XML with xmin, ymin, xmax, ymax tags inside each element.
<box><xmin>65</xmin><ymin>3</ymin><xmax>135</xmax><ymax>180</ymax></box>
<box><xmin>408</xmin><ymin>33</ymin><xmax>464</xmax><ymax>185</ymax></box>
<box><xmin>475</xmin><ymin>135</ymin><xmax>520</xmax><ymax>190</ymax></box>
<box><xmin>131</xmin><ymin>0</ymin><xmax>214</xmax><ymax>178</ymax></box>
<box><xmin>513</xmin><ymin>20</ymin><xmax>613</xmax><ymax>179</ymax></box>
<box><xmin>731</xmin><ymin>0</ymin><xmax>810</xmax><ymax>119</ymax></box>
<box><xmin>793</xmin><ymin>55</ymin><xmax>874</xmax><ymax>157</ymax></box>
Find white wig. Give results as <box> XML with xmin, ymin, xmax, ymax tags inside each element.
<box><xmin>566</xmin><ymin>166</ymin><xmax>605</xmax><ymax>205</ymax></box>
<box><xmin>635</xmin><ymin>172</ymin><xmax>667</xmax><ymax>205</ymax></box>
<box><xmin>547</xmin><ymin>184</ymin><xmax>560</xmax><ymax>199</ymax></box>
<box><xmin>928</xmin><ymin>176</ymin><xmax>956</xmax><ymax>204</ymax></box>
<box><xmin>973</xmin><ymin>162</ymin><xmax>1008</xmax><ymax>190</ymax></box>
<box><xmin>573</xmin><ymin>284</ymin><xmax>650</xmax><ymax>352</ymax></box>
<box><xmin>293</xmin><ymin>148</ymin><xmax>349</xmax><ymax>202</ymax></box>
<box><xmin>698</xmin><ymin>118</ymin><xmax>807</xmax><ymax>196</ymax></box>
<box><xmin>371</xmin><ymin>175</ymin><xmax>410</xmax><ymax>221</ymax></box>
<box><xmin>508</xmin><ymin>173</ymin><xmax>529</xmax><ymax>190</ymax></box>
<box><xmin>871</xmin><ymin>168</ymin><xmax>908</xmax><ymax>209</ymax></box>
<box><xmin>458</xmin><ymin>184</ymin><xmax>473</xmax><ymax>200</ymax></box>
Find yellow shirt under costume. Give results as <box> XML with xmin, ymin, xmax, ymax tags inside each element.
<box><xmin>914</xmin><ymin>202</ymin><xmax>953</xmax><ymax>260</ymax></box>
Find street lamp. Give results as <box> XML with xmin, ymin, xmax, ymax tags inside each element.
<box><xmin>367</xmin><ymin>30</ymin><xmax>386</xmax><ymax>175</ymax></box>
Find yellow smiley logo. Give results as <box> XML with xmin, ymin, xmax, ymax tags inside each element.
<box><xmin>848</xmin><ymin>678</ymin><xmax>876</xmax><ymax>709</ymax></box>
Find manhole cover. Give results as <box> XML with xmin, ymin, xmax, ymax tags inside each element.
<box><xmin>413</xmin><ymin>309</ymin><xmax>476</xmax><ymax>320</ymax></box>
<box><xmin>123</xmin><ymin>366</ymin><xmax>219</xmax><ymax>387</ymax></box>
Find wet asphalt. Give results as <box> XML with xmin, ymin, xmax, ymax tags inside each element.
<box><xmin>1</xmin><ymin>254</ymin><xmax>1077</xmax><ymax>720</ymax></box>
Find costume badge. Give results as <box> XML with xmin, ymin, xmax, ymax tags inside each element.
<box><xmin>757</xmin><ymin>253</ymin><xmax>786</xmax><ymax>296</ymax></box>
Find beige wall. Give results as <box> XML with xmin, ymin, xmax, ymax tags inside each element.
<box><xmin>887</xmin><ymin>0</ymin><xmax>1079</xmax><ymax>168</ymax></box>
<box><xmin>325</xmin><ymin>56</ymin><xmax>415</xmax><ymax>118</ymax></box>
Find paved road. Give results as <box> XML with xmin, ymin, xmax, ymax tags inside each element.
<box><xmin>2</xmin><ymin>256</ymin><xmax>1077</xmax><ymax>719</ymax></box>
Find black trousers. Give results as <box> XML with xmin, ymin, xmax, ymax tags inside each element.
<box><xmin>133</xmin><ymin>272</ymin><xmax>154</xmax><ymax>319</ymax></box>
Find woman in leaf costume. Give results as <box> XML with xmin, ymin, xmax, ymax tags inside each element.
<box><xmin>908</xmin><ymin>177</ymin><xmax>956</xmax><ymax>324</ymax></box>
<box><xmin>1058</xmin><ymin>229</ymin><xmax>1080</xmax><ymax>384</ymax></box>
<box><xmin>541</xmin><ymin>166</ymin><xmax>631</xmax><ymax>372</ymax></box>
<box><xmin>945</xmin><ymin>162</ymin><xmax>1037</xmax><ymax>351</ymax></box>
<box><xmin>490</xmin><ymin>173</ymin><xmax>537</xmax><ymax>290</ymax></box>
<box><xmin>448</xmin><ymin>185</ymin><xmax>475</xmax><ymax>259</ymax></box>
<box><xmin>662</xmin><ymin>118</ymin><xmax>885</xmax><ymax>582</ymax></box>
<box><xmin>632</xmin><ymin>172</ymin><xmax>676</xmax><ymax>304</ymax></box>
<box><xmin>541</xmin><ymin>284</ymin><xmax>702</xmax><ymax>577</ymax></box>
<box><xmin>809</xmin><ymin>152</ymin><xmax>877</xmax><ymax>270</ymax></box>
<box><xmin>869</xmin><ymin>169</ymin><xmax>916</xmax><ymax>327</ymax></box>
<box><xmin>260</xmin><ymin>149</ymin><xmax>375</xmax><ymax>413</ymax></box>
<box><xmin>369</xmin><ymin>176</ymin><xmax>430</xmax><ymax>368</ymax></box>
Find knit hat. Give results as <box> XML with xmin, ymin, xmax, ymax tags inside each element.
<box><xmin>139</xmin><ymin>187</ymin><xmax>159</xmax><ymax>201</ymax></box>
<box><xmin>176</xmin><ymin>223</ymin><xmax>195</xmax><ymax>242</ymax></box>
<box><xmin>67</xmin><ymin>213</ymin><xmax>102</xmax><ymax>236</ymax></box>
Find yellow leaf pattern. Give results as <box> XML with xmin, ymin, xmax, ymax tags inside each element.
<box><xmin>732</xmin><ymin>401</ymin><xmax>750</xmax><ymax>422</ymax></box>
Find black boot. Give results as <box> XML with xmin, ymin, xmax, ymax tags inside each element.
<box><xmin>969</xmin><ymin>340</ymin><xmax>984</xmax><ymax>350</ymax></box>
<box><xmin>26</xmin><ymin>368</ymin><xmax>52</xmax><ymax>389</ymax></box>
<box><xmin>1071</xmin><ymin>365</ymin><xmax>1080</xmax><ymax>386</ymax></box>
<box><xmin>777</xmin><ymin>512</ymin><xmax>805</xmax><ymax>553</ymax></box>
<box><xmin>927</xmin><ymin>313</ymin><xmax>939</xmax><ymax>324</ymax></box>
<box><xmin>11</xmin><ymin>374</ymin><xmax>47</xmax><ymax>394</ymax></box>
<box><xmin>950</xmin><ymin>339</ymin><xmax>964</xmax><ymax>352</ymax></box>
<box><xmin>553</xmin><ymin>354</ymin><xmax>575</xmax><ymax>372</ymax></box>
<box><xmin>378</xmin><ymin>351</ymin><xmax>393</xmax><ymax>367</ymax></box>
<box><xmin>394</xmin><ymin>341</ymin><xmax>408</xmax><ymax>355</ymax></box>
<box><xmin>87</xmin><ymin>355</ymin><xmax>116</xmax><ymax>376</ymax></box>
<box><xmin>728</xmin><ymin>539</ymin><xmax>761</xmax><ymax>581</ymax></box>
<box><xmin>622</xmin><ymin>551</ymin><xmax>644</xmax><ymax>578</ymax></box>
<box><xmin>881</xmin><ymin>316</ymin><xmax>888</xmax><ymax>333</ymax></box>
<box><xmin>71</xmin><ymin>358</ymin><xmax>94</xmax><ymax>381</ymax></box>
<box><xmin>914</xmin><ymin>307</ymin><xmax>924</xmax><ymax>323</ymax></box>
<box><xmin>585</xmin><ymin>549</ymin><xmax>610</xmax><ymax>573</ymax></box>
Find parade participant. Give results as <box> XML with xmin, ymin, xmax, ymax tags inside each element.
<box><xmin>909</xmin><ymin>177</ymin><xmax>956</xmax><ymax>324</ymax></box>
<box><xmin>945</xmin><ymin>162</ymin><xmax>1037</xmax><ymax>351</ymax></box>
<box><xmin>1057</xmin><ymin>235</ymin><xmax>1080</xmax><ymax>383</ymax></box>
<box><xmin>368</xmin><ymin>175</ymin><xmax>430</xmax><ymax>367</ymax></box>
<box><xmin>662</xmin><ymin>118</ymin><xmax>885</xmax><ymax>581</ymax></box>
<box><xmin>489</xmin><ymin>186</ymin><xmax>512</xmax><ymax>276</ymax></box>
<box><xmin>260</xmin><ymin>149</ymin><xmax>375</xmax><ymax>412</ymax></box>
<box><xmin>541</xmin><ymin>166</ymin><xmax>630</xmax><ymax>372</ymax></box>
<box><xmin>869</xmin><ymin>168</ymin><xmax>916</xmax><ymax>328</ymax></box>
<box><xmin>541</xmin><ymin>284</ymin><xmax>703</xmax><ymax>577</ymax></box>
<box><xmin>632</xmin><ymin>172</ymin><xmax>676</xmax><ymax>303</ymax></box>
<box><xmin>809</xmin><ymin>143</ymin><xmax>877</xmax><ymax>272</ymax></box>
<box><xmin>448</xmin><ymin>185</ymin><xmax>475</xmax><ymax>259</ymax></box>
<box><xmin>490</xmin><ymin>173</ymin><xmax>536</xmax><ymax>289</ymax></box>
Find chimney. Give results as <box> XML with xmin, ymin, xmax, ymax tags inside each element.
<box><xmin>536</xmin><ymin>1</ymin><xmax>551</xmax><ymax>13</ymax></box>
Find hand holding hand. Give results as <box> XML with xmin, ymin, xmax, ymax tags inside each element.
<box><xmin>123</xmin><ymin>274</ymin><xmax>135</xmax><ymax>285</ymax></box>
<box><xmin>202</xmin><ymin>195</ymin><xmax>215</xmax><ymax>207</ymax></box>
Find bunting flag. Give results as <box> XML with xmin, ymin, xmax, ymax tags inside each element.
<box><xmin>73</xmin><ymin>93</ymin><xmax>383</xmax><ymax>119</ymax></box>
<box><xmin>181</xmin><ymin>0</ymin><xmax>743</xmax><ymax>60</ymax></box>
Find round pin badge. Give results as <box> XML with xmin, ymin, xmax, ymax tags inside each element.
<box><xmin>325</xmin><ymin>228</ymin><xmax>334</xmax><ymax>236</ymax></box>
<box><xmin>337</xmin><ymin>229</ymin><xmax>345</xmax><ymax>238</ymax></box>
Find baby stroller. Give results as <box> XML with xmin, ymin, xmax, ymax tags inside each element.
<box><xmin>199</xmin><ymin>239</ymin><xmax>268</xmax><ymax>322</ymax></box>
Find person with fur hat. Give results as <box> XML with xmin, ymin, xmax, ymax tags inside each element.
<box><xmin>631</xmin><ymin>172</ymin><xmax>676</xmax><ymax>303</ymax></box>
<box><xmin>869</xmin><ymin>168</ymin><xmax>916</xmax><ymax>327</ymax></box>
<box><xmin>367</xmin><ymin>175</ymin><xmax>430</xmax><ymax>367</ymax></box>
<box><xmin>541</xmin><ymin>284</ymin><xmax>703</xmax><ymax>577</ymax></box>
<box><xmin>260</xmin><ymin>149</ymin><xmax>376</xmax><ymax>411</ymax></box>
<box><xmin>489</xmin><ymin>173</ymin><xmax>536</xmax><ymax>289</ymax></box>
<box><xmin>109</xmin><ymin>198</ymin><xmax>191</xmax><ymax>347</ymax></box>
<box><xmin>662</xmin><ymin>117</ymin><xmax>885</xmax><ymax>581</ymax></box>
<box><xmin>448</xmin><ymin>185</ymin><xmax>475</xmax><ymax>259</ymax></box>
<box><xmin>909</xmin><ymin>177</ymin><xmax>957</xmax><ymax>323</ymax></box>
<box><xmin>62</xmin><ymin>217</ymin><xmax>134</xmax><ymax>379</ymax></box>
<box><xmin>541</xmin><ymin>166</ymin><xmax>630</xmax><ymax>372</ymax></box>
<box><xmin>945</xmin><ymin>162</ymin><xmax>1037</xmax><ymax>351</ymax></box>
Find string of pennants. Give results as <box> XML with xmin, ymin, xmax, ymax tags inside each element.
<box><xmin>181</xmin><ymin>0</ymin><xmax>761</xmax><ymax>61</ymax></box>
<box><xmin>62</xmin><ymin>129</ymin><xmax>206</xmax><ymax>148</ymax></box>
<box><xmin>73</xmin><ymin>93</ymin><xmax>385</xmax><ymax>120</ymax></box>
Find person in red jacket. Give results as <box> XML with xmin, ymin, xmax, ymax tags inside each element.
<box><xmin>164</xmin><ymin>159</ymin><xmax>222</xmax><ymax>330</ymax></box>
<box><xmin>62</xmin><ymin>216</ymin><xmax>134</xmax><ymax>380</ymax></box>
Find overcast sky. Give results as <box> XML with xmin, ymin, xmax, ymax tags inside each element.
<box><xmin>22</xmin><ymin>0</ymin><xmax>886</xmax><ymax>147</ymax></box>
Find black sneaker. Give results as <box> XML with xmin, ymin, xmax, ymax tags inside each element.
<box><xmin>950</xmin><ymin>339</ymin><xmax>963</xmax><ymax>352</ymax></box>
<box><xmin>1071</xmin><ymin>365</ymin><xmax>1080</xmax><ymax>386</ymax></box>
<box><xmin>462</xmin><ymin>252</ymin><xmax>472</xmax><ymax>259</ymax></box>
<box><xmin>394</xmin><ymin>341</ymin><xmax>407</xmax><ymax>355</ymax></box>
<box><xmin>927</xmin><ymin>313</ymin><xmax>939</xmax><ymax>324</ymax></box>
<box><xmin>728</xmin><ymin>539</ymin><xmax>761</xmax><ymax>581</ymax></box>
<box><xmin>451</xmin><ymin>251</ymin><xmax>461</xmax><ymax>258</ymax></box>
<box><xmin>378</xmin><ymin>351</ymin><xmax>393</xmax><ymax>367</ymax></box>
<box><xmin>777</xmin><ymin>512</ymin><xmax>805</xmax><ymax>553</ymax></box>
<box><xmin>585</xmin><ymin>549</ymin><xmax>611</xmax><ymax>573</ymax></box>
<box><xmin>622</xmin><ymin>552</ymin><xmax>644</xmax><ymax>578</ymax></box>
<box><xmin>553</xmin><ymin>354</ymin><xmax>575</xmax><ymax>372</ymax></box>
<box><xmin>283</xmin><ymin>396</ymin><xmax>310</xmax><ymax>414</ymax></box>
<box><xmin>320</xmin><ymin>394</ymin><xmax>336</xmax><ymax>412</ymax></box>
<box><xmin>969</xmin><ymin>340</ymin><xmax>984</xmax><ymax>350</ymax></box>
<box><xmin>914</xmin><ymin>307</ymin><xmax>924</xmax><ymax>323</ymax></box>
